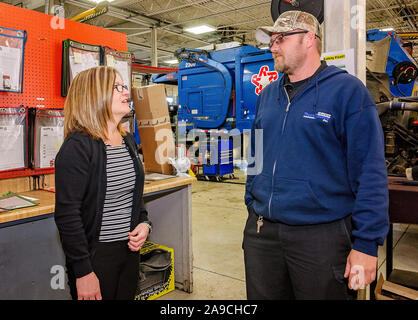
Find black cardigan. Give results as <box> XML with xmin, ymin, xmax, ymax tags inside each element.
<box><xmin>54</xmin><ymin>131</ymin><xmax>149</xmax><ymax>278</ymax></box>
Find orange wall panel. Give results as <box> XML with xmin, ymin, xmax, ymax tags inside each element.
<box><xmin>0</xmin><ymin>3</ymin><xmax>127</xmax><ymax>179</ymax></box>
<box><xmin>0</xmin><ymin>2</ymin><xmax>127</xmax><ymax>109</ymax></box>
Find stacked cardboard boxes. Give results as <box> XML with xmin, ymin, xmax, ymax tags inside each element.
<box><xmin>133</xmin><ymin>84</ymin><xmax>175</xmax><ymax>175</ymax></box>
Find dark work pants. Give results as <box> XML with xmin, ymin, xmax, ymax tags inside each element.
<box><xmin>68</xmin><ymin>241</ymin><xmax>139</xmax><ymax>300</ymax></box>
<box><xmin>242</xmin><ymin>209</ymin><xmax>357</xmax><ymax>300</ymax></box>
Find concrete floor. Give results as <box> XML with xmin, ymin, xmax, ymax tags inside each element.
<box><xmin>159</xmin><ymin>169</ymin><xmax>418</xmax><ymax>300</ymax></box>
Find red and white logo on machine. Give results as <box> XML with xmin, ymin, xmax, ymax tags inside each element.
<box><xmin>251</xmin><ymin>66</ymin><xmax>278</xmax><ymax>95</ymax></box>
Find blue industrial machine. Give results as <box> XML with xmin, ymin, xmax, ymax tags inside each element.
<box><xmin>367</xmin><ymin>29</ymin><xmax>418</xmax><ymax>98</ymax></box>
<box><xmin>153</xmin><ymin>45</ymin><xmax>279</xmax><ymax>181</ymax></box>
<box><xmin>153</xmin><ymin>46</ymin><xmax>279</xmax><ymax>133</ymax></box>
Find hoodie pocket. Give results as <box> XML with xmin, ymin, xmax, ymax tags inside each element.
<box><xmin>273</xmin><ymin>177</ymin><xmax>326</xmax><ymax>213</ymax></box>
<box><xmin>249</xmin><ymin>172</ymin><xmax>271</xmax><ymax>201</ymax></box>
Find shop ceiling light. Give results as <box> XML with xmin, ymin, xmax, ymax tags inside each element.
<box><xmin>184</xmin><ymin>25</ymin><xmax>216</xmax><ymax>34</ymax></box>
<box><xmin>165</xmin><ymin>59</ymin><xmax>179</xmax><ymax>64</ymax></box>
<box><xmin>379</xmin><ymin>27</ymin><xmax>394</xmax><ymax>32</ymax></box>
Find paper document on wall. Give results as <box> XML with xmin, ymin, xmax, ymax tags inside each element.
<box><xmin>39</xmin><ymin>126</ymin><xmax>64</xmax><ymax>168</ymax></box>
<box><xmin>0</xmin><ymin>125</ymin><xmax>25</xmax><ymax>171</ymax></box>
<box><xmin>69</xmin><ymin>52</ymin><xmax>100</xmax><ymax>80</ymax></box>
<box><xmin>0</xmin><ymin>46</ymin><xmax>22</xmax><ymax>91</ymax></box>
<box><xmin>321</xmin><ymin>48</ymin><xmax>355</xmax><ymax>76</ymax></box>
<box><xmin>113</xmin><ymin>59</ymin><xmax>130</xmax><ymax>88</ymax></box>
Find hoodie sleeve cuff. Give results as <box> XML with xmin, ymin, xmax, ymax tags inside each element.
<box><xmin>353</xmin><ymin>238</ymin><xmax>378</xmax><ymax>257</ymax></box>
<box><xmin>71</xmin><ymin>258</ymin><xmax>93</xmax><ymax>279</ymax></box>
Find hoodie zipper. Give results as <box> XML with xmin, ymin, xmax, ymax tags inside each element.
<box><xmin>268</xmin><ymin>89</ymin><xmax>291</xmax><ymax>219</ymax></box>
<box><xmin>267</xmin><ymin>161</ymin><xmax>276</xmax><ymax>219</ymax></box>
<box><xmin>282</xmin><ymin>89</ymin><xmax>291</xmax><ymax>134</ymax></box>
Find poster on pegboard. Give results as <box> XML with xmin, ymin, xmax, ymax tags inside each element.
<box><xmin>102</xmin><ymin>47</ymin><xmax>134</xmax><ymax>97</ymax></box>
<box><xmin>61</xmin><ymin>39</ymin><xmax>102</xmax><ymax>97</ymax></box>
<box><xmin>0</xmin><ymin>2</ymin><xmax>128</xmax><ymax>179</ymax></box>
<box><xmin>0</xmin><ymin>27</ymin><xmax>27</xmax><ymax>93</ymax></box>
<box><xmin>0</xmin><ymin>2</ymin><xmax>127</xmax><ymax>109</ymax></box>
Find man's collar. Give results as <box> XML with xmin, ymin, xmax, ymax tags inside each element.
<box><xmin>283</xmin><ymin>60</ymin><xmax>328</xmax><ymax>85</ymax></box>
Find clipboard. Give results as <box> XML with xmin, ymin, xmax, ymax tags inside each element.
<box><xmin>61</xmin><ymin>39</ymin><xmax>101</xmax><ymax>97</ymax></box>
<box><xmin>0</xmin><ymin>27</ymin><xmax>27</xmax><ymax>93</ymax></box>
<box><xmin>0</xmin><ymin>191</ymin><xmax>38</xmax><ymax>213</ymax></box>
<box><xmin>0</xmin><ymin>106</ymin><xmax>27</xmax><ymax>172</ymax></box>
<box><xmin>102</xmin><ymin>46</ymin><xmax>134</xmax><ymax>97</ymax></box>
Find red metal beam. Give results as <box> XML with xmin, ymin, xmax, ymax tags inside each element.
<box><xmin>132</xmin><ymin>64</ymin><xmax>178</xmax><ymax>74</ymax></box>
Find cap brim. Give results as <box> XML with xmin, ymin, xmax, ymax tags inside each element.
<box><xmin>255</xmin><ymin>27</ymin><xmax>274</xmax><ymax>44</ymax></box>
<box><xmin>255</xmin><ymin>26</ymin><xmax>294</xmax><ymax>44</ymax></box>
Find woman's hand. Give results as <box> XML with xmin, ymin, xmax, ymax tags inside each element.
<box><xmin>128</xmin><ymin>223</ymin><xmax>150</xmax><ymax>252</ymax></box>
<box><xmin>76</xmin><ymin>272</ymin><xmax>102</xmax><ymax>300</ymax></box>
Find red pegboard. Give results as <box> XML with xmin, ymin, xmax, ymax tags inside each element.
<box><xmin>0</xmin><ymin>3</ymin><xmax>128</xmax><ymax>179</ymax></box>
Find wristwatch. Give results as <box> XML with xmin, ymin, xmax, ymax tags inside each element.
<box><xmin>141</xmin><ymin>220</ymin><xmax>152</xmax><ymax>233</ymax></box>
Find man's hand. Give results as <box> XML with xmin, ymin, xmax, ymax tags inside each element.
<box><xmin>344</xmin><ymin>249</ymin><xmax>377</xmax><ymax>290</ymax></box>
<box><xmin>76</xmin><ymin>272</ymin><xmax>102</xmax><ymax>300</ymax></box>
<box><xmin>128</xmin><ymin>223</ymin><xmax>150</xmax><ymax>252</ymax></box>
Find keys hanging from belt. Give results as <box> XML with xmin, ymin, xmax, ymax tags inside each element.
<box><xmin>257</xmin><ymin>215</ymin><xmax>264</xmax><ymax>233</ymax></box>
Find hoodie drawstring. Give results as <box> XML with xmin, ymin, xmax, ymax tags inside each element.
<box><xmin>313</xmin><ymin>78</ymin><xmax>319</xmax><ymax>115</ymax></box>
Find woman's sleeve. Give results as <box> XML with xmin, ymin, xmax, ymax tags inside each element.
<box><xmin>138</xmin><ymin>198</ymin><xmax>150</xmax><ymax>224</ymax></box>
<box><xmin>54</xmin><ymin>136</ymin><xmax>93</xmax><ymax>278</ymax></box>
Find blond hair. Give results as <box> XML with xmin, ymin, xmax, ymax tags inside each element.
<box><xmin>64</xmin><ymin>66</ymin><xmax>126</xmax><ymax>140</ymax></box>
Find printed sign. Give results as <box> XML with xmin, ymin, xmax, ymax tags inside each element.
<box><xmin>321</xmin><ymin>49</ymin><xmax>355</xmax><ymax>76</ymax></box>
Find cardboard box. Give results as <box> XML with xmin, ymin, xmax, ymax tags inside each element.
<box><xmin>135</xmin><ymin>241</ymin><xmax>175</xmax><ymax>300</ymax></box>
<box><xmin>137</xmin><ymin>121</ymin><xmax>175</xmax><ymax>175</ymax></box>
<box><xmin>133</xmin><ymin>85</ymin><xmax>175</xmax><ymax>175</ymax></box>
<box><xmin>133</xmin><ymin>84</ymin><xmax>170</xmax><ymax>122</ymax></box>
<box><xmin>375</xmin><ymin>273</ymin><xmax>418</xmax><ymax>300</ymax></box>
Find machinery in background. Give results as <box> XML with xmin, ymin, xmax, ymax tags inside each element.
<box><xmin>196</xmin><ymin>130</ymin><xmax>234</xmax><ymax>182</ymax></box>
<box><xmin>152</xmin><ymin>1</ymin><xmax>324</xmax><ymax>182</ymax></box>
<box><xmin>154</xmin><ymin>27</ymin><xmax>418</xmax><ymax>180</ymax></box>
<box><xmin>153</xmin><ymin>45</ymin><xmax>278</xmax><ymax>181</ymax></box>
<box><xmin>376</xmin><ymin>98</ymin><xmax>418</xmax><ymax>176</ymax></box>
<box><xmin>367</xmin><ymin>29</ymin><xmax>418</xmax><ymax>98</ymax></box>
<box><xmin>153</xmin><ymin>46</ymin><xmax>277</xmax><ymax>133</ymax></box>
<box><xmin>367</xmin><ymin>29</ymin><xmax>418</xmax><ymax>176</ymax></box>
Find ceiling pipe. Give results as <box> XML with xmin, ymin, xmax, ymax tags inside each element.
<box><xmin>395</xmin><ymin>0</ymin><xmax>417</xmax><ymax>31</ymax></box>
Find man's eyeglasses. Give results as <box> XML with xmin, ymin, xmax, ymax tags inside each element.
<box><xmin>269</xmin><ymin>30</ymin><xmax>320</xmax><ymax>48</ymax></box>
<box><xmin>114</xmin><ymin>84</ymin><xmax>129</xmax><ymax>92</ymax></box>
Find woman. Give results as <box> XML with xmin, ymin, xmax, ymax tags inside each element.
<box><xmin>54</xmin><ymin>66</ymin><xmax>152</xmax><ymax>300</ymax></box>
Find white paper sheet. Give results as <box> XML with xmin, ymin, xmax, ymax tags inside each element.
<box><xmin>0</xmin><ymin>46</ymin><xmax>22</xmax><ymax>91</ymax></box>
<box><xmin>69</xmin><ymin>51</ymin><xmax>100</xmax><ymax>80</ymax></box>
<box><xmin>113</xmin><ymin>59</ymin><xmax>130</xmax><ymax>88</ymax></box>
<box><xmin>38</xmin><ymin>126</ymin><xmax>64</xmax><ymax>168</ymax></box>
<box><xmin>0</xmin><ymin>125</ymin><xmax>25</xmax><ymax>171</ymax></box>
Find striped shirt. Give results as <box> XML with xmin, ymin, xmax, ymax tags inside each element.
<box><xmin>99</xmin><ymin>140</ymin><xmax>136</xmax><ymax>242</ymax></box>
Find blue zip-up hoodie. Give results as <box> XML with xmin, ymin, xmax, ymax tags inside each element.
<box><xmin>245</xmin><ymin>65</ymin><xmax>389</xmax><ymax>257</ymax></box>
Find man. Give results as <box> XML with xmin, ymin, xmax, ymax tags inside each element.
<box><xmin>243</xmin><ymin>11</ymin><xmax>389</xmax><ymax>300</ymax></box>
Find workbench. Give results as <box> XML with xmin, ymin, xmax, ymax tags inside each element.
<box><xmin>0</xmin><ymin>175</ymin><xmax>196</xmax><ymax>299</ymax></box>
<box><xmin>370</xmin><ymin>176</ymin><xmax>418</xmax><ymax>299</ymax></box>
<box><xmin>386</xmin><ymin>177</ymin><xmax>418</xmax><ymax>279</ymax></box>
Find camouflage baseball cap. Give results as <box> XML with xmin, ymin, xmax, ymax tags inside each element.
<box><xmin>255</xmin><ymin>10</ymin><xmax>321</xmax><ymax>44</ymax></box>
